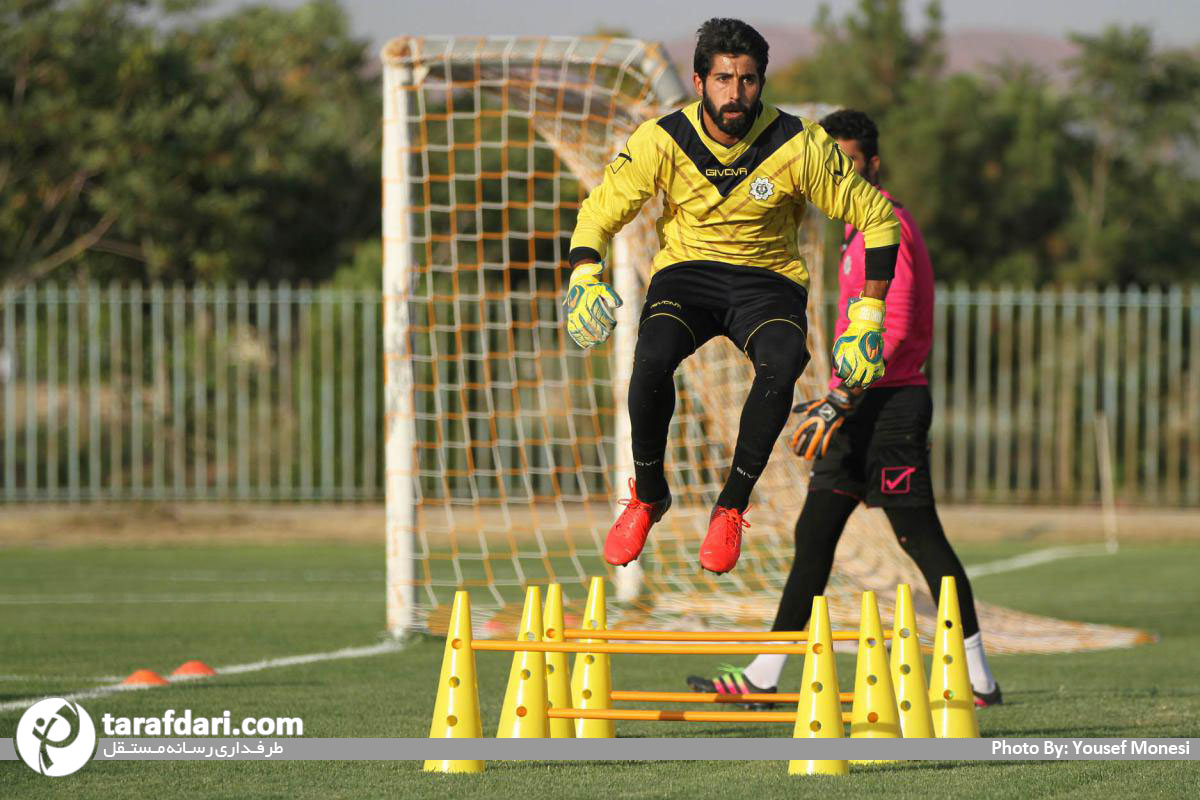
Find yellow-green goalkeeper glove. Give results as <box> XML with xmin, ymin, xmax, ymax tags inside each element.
<box><xmin>832</xmin><ymin>295</ymin><xmax>886</xmax><ymax>389</ymax></box>
<box><xmin>563</xmin><ymin>262</ymin><xmax>623</xmax><ymax>350</ymax></box>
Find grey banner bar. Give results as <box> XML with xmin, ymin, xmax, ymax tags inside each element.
<box><xmin>74</xmin><ymin>738</ymin><xmax>1200</xmax><ymax>761</ymax></box>
<box><xmin>2</xmin><ymin>738</ymin><xmax>1195</xmax><ymax>762</ymax></box>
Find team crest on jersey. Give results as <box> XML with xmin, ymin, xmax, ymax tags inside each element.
<box><xmin>748</xmin><ymin>176</ymin><xmax>774</xmax><ymax>201</ymax></box>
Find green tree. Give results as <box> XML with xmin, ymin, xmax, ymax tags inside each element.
<box><xmin>769</xmin><ymin>0</ymin><xmax>1077</xmax><ymax>285</ymax></box>
<box><xmin>1060</xmin><ymin>26</ymin><xmax>1200</xmax><ymax>284</ymax></box>
<box><xmin>883</xmin><ymin>64</ymin><xmax>1076</xmax><ymax>284</ymax></box>
<box><xmin>0</xmin><ymin>0</ymin><xmax>380</xmax><ymax>286</ymax></box>
<box><xmin>768</xmin><ymin>0</ymin><xmax>943</xmax><ymax>116</ymax></box>
<box><xmin>763</xmin><ymin>0</ymin><xmax>1200</xmax><ymax>286</ymax></box>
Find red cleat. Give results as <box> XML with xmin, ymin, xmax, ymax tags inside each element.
<box><xmin>699</xmin><ymin>505</ymin><xmax>751</xmax><ymax>574</ymax></box>
<box><xmin>603</xmin><ymin>478</ymin><xmax>671</xmax><ymax>566</ymax></box>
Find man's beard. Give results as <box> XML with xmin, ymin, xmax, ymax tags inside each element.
<box><xmin>702</xmin><ymin>90</ymin><xmax>756</xmax><ymax>139</ymax></box>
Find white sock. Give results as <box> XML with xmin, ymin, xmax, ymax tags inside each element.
<box><xmin>964</xmin><ymin>631</ymin><xmax>997</xmax><ymax>694</ymax></box>
<box><xmin>742</xmin><ymin>653</ymin><xmax>788</xmax><ymax>689</ymax></box>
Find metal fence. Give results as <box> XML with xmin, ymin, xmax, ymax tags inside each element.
<box><xmin>0</xmin><ymin>284</ymin><xmax>380</xmax><ymax>502</ymax></box>
<box><xmin>0</xmin><ymin>284</ymin><xmax>1196</xmax><ymax>505</ymax></box>
<box><xmin>921</xmin><ymin>285</ymin><xmax>1200</xmax><ymax>506</ymax></box>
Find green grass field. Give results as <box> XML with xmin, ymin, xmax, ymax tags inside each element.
<box><xmin>1</xmin><ymin>535</ymin><xmax>1197</xmax><ymax>798</ymax></box>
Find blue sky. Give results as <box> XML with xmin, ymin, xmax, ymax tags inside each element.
<box><xmin>291</xmin><ymin>0</ymin><xmax>1200</xmax><ymax>46</ymax></box>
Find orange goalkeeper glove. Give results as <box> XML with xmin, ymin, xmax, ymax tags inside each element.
<box><xmin>789</xmin><ymin>386</ymin><xmax>859</xmax><ymax>459</ymax></box>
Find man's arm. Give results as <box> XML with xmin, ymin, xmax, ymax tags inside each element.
<box><xmin>796</xmin><ymin>126</ymin><xmax>899</xmax><ymax>387</ymax></box>
<box><xmin>562</xmin><ymin>122</ymin><xmax>658</xmax><ymax>348</ymax></box>
<box><xmin>797</xmin><ymin>125</ymin><xmax>900</xmax><ymax>278</ymax></box>
<box><xmin>568</xmin><ymin>122</ymin><xmax>659</xmax><ymax>267</ymax></box>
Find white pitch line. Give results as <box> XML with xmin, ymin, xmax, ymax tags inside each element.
<box><xmin>0</xmin><ymin>640</ymin><xmax>404</xmax><ymax>714</ymax></box>
<box><xmin>966</xmin><ymin>543</ymin><xmax>1116</xmax><ymax>579</ymax></box>
<box><xmin>0</xmin><ymin>592</ymin><xmax>378</xmax><ymax>605</ymax></box>
<box><xmin>0</xmin><ymin>674</ymin><xmax>122</xmax><ymax>683</ymax></box>
<box><xmin>213</xmin><ymin>641</ymin><xmax>403</xmax><ymax>677</ymax></box>
<box><xmin>83</xmin><ymin>568</ymin><xmax>383</xmax><ymax>584</ymax></box>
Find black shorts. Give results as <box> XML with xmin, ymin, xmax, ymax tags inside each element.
<box><xmin>809</xmin><ymin>384</ymin><xmax>935</xmax><ymax>508</ymax></box>
<box><xmin>638</xmin><ymin>261</ymin><xmax>809</xmax><ymax>353</ymax></box>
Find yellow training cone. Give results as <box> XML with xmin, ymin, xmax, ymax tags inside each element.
<box><xmin>570</xmin><ymin>576</ymin><xmax>614</xmax><ymax>738</ymax></box>
<box><xmin>543</xmin><ymin>583</ymin><xmax>575</xmax><ymax>738</ymax></box>
<box><xmin>890</xmin><ymin>583</ymin><xmax>934</xmax><ymax>738</ymax></box>
<box><xmin>929</xmin><ymin>576</ymin><xmax>980</xmax><ymax>738</ymax></box>
<box><xmin>496</xmin><ymin>586</ymin><xmax>549</xmax><ymax>738</ymax></box>
<box><xmin>424</xmin><ymin>590</ymin><xmax>484</xmax><ymax>773</ymax></box>
<box><xmin>850</xmin><ymin>591</ymin><xmax>901</xmax><ymax>753</ymax></box>
<box><xmin>788</xmin><ymin>596</ymin><xmax>848</xmax><ymax>776</ymax></box>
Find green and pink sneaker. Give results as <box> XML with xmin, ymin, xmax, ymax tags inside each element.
<box><xmin>685</xmin><ymin>664</ymin><xmax>778</xmax><ymax>709</ymax></box>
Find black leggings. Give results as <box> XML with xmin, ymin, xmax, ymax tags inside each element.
<box><xmin>770</xmin><ymin>490</ymin><xmax>981</xmax><ymax>637</ymax></box>
<box><xmin>628</xmin><ymin>315</ymin><xmax>808</xmax><ymax>510</ymax></box>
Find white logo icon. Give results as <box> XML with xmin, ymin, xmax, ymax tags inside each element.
<box><xmin>748</xmin><ymin>176</ymin><xmax>774</xmax><ymax>201</ymax></box>
<box><xmin>15</xmin><ymin>698</ymin><xmax>97</xmax><ymax>777</ymax></box>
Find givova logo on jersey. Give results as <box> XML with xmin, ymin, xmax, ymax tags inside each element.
<box><xmin>15</xmin><ymin>698</ymin><xmax>98</xmax><ymax>776</ymax></box>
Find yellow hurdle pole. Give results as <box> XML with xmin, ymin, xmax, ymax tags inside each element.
<box><xmin>570</xmin><ymin>577</ymin><xmax>614</xmax><ymax>737</ymax></box>
<box><xmin>890</xmin><ymin>583</ymin><xmax>935</xmax><ymax>738</ymax></box>
<box><xmin>929</xmin><ymin>576</ymin><xmax>980</xmax><ymax>738</ymax></box>
<box><xmin>611</xmin><ymin>690</ymin><xmax>855</xmax><ymax>704</ymax></box>
<box><xmin>788</xmin><ymin>596</ymin><xmax>849</xmax><ymax>777</ymax></box>
<box><xmin>542</xmin><ymin>583</ymin><xmax>575</xmax><ymax>738</ymax></box>
<box><xmin>495</xmin><ymin>586</ymin><xmax>549</xmax><ymax>738</ymax></box>
<box><xmin>562</xmin><ymin>629</ymin><xmax>882</xmax><ymax>642</ymax></box>
<box><xmin>476</xmin><ymin>641</ymin><xmax>815</xmax><ymax>655</ymax></box>
<box><xmin>423</xmin><ymin>591</ymin><xmax>484</xmax><ymax>774</ymax></box>
<box><xmin>548</xmin><ymin>708</ymin><xmax>854</xmax><ymax>724</ymax></box>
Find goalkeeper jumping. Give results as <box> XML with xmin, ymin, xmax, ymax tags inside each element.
<box><xmin>688</xmin><ymin>110</ymin><xmax>1002</xmax><ymax>706</ymax></box>
<box><xmin>563</xmin><ymin>18</ymin><xmax>899</xmax><ymax>573</ymax></box>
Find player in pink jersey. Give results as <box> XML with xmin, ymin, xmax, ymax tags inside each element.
<box><xmin>688</xmin><ymin>110</ymin><xmax>1001</xmax><ymax>708</ymax></box>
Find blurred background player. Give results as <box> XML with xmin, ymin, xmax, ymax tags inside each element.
<box><xmin>687</xmin><ymin>109</ymin><xmax>1002</xmax><ymax>706</ymax></box>
<box><xmin>562</xmin><ymin>20</ymin><xmax>900</xmax><ymax>575</ymax></box>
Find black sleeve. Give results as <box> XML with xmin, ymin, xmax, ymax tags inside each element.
<box><xmin>864</xmin><ymin>243</ymin><xmax>899</xmax><ymax>282</ymax></box>
<box><xmin>568</xmin><ymin>247</ymin><xmax>602</xmax><ymax>268</ymax></box>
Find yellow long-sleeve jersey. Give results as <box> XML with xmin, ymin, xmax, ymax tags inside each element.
<box><xmin>569</xmin><ymin>101</ymin><xmax>900</xmax><ymax>289</ymax></box>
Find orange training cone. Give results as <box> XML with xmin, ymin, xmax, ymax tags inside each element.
<box><xmin>788</xmin><ymin>596</ymin><xmax>849</xmax><ymax>776</ymax></box>
<box><xmin>496</xmin><ymin>586</ymin><xmax>549</xmax><ymax>738</ymax></box>
<box><xmin>889</xmin><ymin>583</ymin><xmax>934</xmax><ymax>738</ymax></box>
<box><xmin>122</xmin><ymin>669</ymin><xmax>169</xmax><ymax>687</ymax></box>
<box><xmin>570</xmin><ymin>577</ymin><xmax>614</xmax><ymax>738</ymax></box>
<box><xmin>424</xmin><ymin>590</ymin><xmax>484</xmax><ymax>773</ymax></box>
<box><xmin>543</xmin><ymin>583</ymin><xmax>575</xmax><ymax>738</ymax></box>
<box><xmin>929</xmin><ymin>576</ymin><xmax>980</xmax><ymax>738</ymax></box>
<box><xmin>171</xmin><ymin>660</ymin><xmax>217</xmax><ymax>678</ymax></box>
<box><xmin>849</xmin><ymin>591</ymin><xmax>901</xmax><ymax>750</ymax></box>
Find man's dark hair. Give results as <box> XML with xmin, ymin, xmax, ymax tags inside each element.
<box><xmin>819</xmin><ymin>109</ymin><xmax>880</xmax><ymax>161</ymax></box>
<box><xmin>693</xmin><ymin>18</ymin><xmax>769</xmax><ymax>80</ymax></box>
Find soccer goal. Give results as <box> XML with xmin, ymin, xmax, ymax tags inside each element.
<box><xmin>381</xmin><ymin>35</ymin><xmax>1148</xmax><ymax>653</ymax></box>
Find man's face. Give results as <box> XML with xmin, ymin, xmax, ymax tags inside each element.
<box><xmin>834</xmin><ymin>137</ymin><xmax>881</xmax><ymax>185</ymax></box>
<box><xmin>694</xmin><ymin>53</ymin><xmax>762</xmax><ymax>139</ymax></box>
